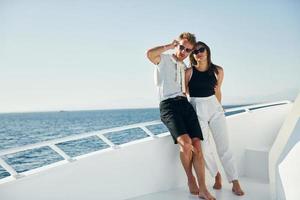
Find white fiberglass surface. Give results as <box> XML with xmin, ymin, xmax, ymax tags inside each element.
<box><xmin>128</xmin><ymin>177</ymin><xmax>270</xmax><ymax>200</ymax></box>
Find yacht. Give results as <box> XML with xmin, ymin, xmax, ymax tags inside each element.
<box><xmin>0</xmin><ymin>94</ymin><xmax>299</xmax><ymax>200</ymax></box>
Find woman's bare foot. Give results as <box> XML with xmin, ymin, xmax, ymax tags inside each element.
<box><xmin>188</xmin><ymin>176</ymin><xmax>199</xmax><ymax>195</ymax></box>
<box><xmin>199</xmin><ymin>189</ymin><xmax>215</xmax><ymax>200</ymax></box>
<box><xmin>213</xmin><ymin>172</ymin><xmax>222</xmax><ymax>190</ymax></box>
<box><xmin>232</xmin><ymin>180</ymin><xmax>245</xmax><ymax>196</ymax></box>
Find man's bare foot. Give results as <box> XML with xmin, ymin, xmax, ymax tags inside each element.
<box><xmin>188</xmin><ymin>177</ymin><xmax>199</xmax><ymax>195</ymax></box>
<box><xmin>199</xmin><ymin>189</ymin><xmax>215</xmax><ymax>200</ymax></box>
<box><xmin>232</xmin><ymin>180</ymin><xmax>245</xmax><ymax>196</ymax></box>
<box><xmin>213</xmin><ymin>172</ymin><xmax>222</xmax><ymax>190</ymax></box>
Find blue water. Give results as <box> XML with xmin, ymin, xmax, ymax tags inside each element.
<box><xmin>0</xmin><ymin>108</ymin><xmax>167</xmax><ymax>179</ymax></box>
<box><xmin>0</xmin><ymin>105</ymin><xmax>241</xmax><ymax>179</ymax></box>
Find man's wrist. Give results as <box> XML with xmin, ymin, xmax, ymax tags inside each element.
<box><xmin>164</xmin><ymin>44</ymin><xmax>172</xmax><ymax>51</ymax></box>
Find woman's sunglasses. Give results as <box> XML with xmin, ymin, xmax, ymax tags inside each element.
<box><xmin>179</xmin><ymin>45</ymin><xmax>193</xmax><ymax>53</ymax></box>
<box><xmin>193</xmin><ymin>47</ymin><xmax>206</xmax><ymax>55</ymax></box>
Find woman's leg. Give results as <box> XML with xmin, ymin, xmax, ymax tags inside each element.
<box><xmin>190</xmin><ymin>99</ymin><xmax>219</xmax><ymax>180</ymax></box>
<box><xmin>198</xmin><ymin>123</ymin><xmax>222</xmax><ymax>190</ymax></box>
<box><xmin>209</xmin><ymin>110</ymin><xmax>237</xmax><ymax>181</ymax></box>
<box><xmin>213</xmin><ymin>171</ymin><xmax>222</xmax><ymax>190</ymax></box>
<box><xmin>198</xmin><ymin>120</ymin><xmax>219</xmax><ymax>181</ymax></box>
<box><xmin>209</xmin><ymin>110</ymin><xmax>244</xmax><ymax>195</ymax></box>
<box><xmin>191</xmin><ymin>99</ymin><xmax>219</xmax><ymax>183</ymax></box>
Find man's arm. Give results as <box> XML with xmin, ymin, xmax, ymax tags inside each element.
<box><xmin>146</xmin><ymin>40</ymin><xmax>178</xmax><ymax>65</ymax></box>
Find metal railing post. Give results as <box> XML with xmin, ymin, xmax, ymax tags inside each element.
<box><xmin>0</xmin><ymin>157</ymin><xmax>23</xmax><ymax>179</ymax></box>
<box><xmin>139</xmin><ymin>126</ymin><xmax>158</xmax><ymax>138</ymax></box>
<box><xmin>49</xmin><ymin>144</ymin><xmax>75</xmax><ymax>162</ymax></box>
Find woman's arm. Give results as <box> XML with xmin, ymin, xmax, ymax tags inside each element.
<box><xmin>215</xmin><ymin>66</ymin><xmax>224</xmax><ymax>103</ymax></box>
<box><xmin>146</xmin><ymin>40</ymin><xmax>178</xmax><ymax>65</ymax></box>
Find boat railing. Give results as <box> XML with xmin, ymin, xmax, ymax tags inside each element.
<box><xmin>0</xmin><ymin>120</ymin><xmax>163</xmax><ymax>180</ymax></box>
<box><xmin>0</xmin><ymin>100</ymin><xmax>291</xmax><ymax>182</ymax></box>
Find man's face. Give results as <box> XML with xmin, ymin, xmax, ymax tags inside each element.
<box><xmin>175</xmin><ymin>39</ymin><xmax>194</xmax><ymax>61</ymax></box>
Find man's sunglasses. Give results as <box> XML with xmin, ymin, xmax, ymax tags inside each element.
<box><xmin>193</xmin><ymin>47</ymin><xmax>206</xmax><ymax>55</ymax></box>
<box><xmin>179</xmin><ymin>45</ymin><xmax>193</xmax><ymax>53</ymax></box>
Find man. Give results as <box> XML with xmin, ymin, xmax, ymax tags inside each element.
<box><xmin>146</xmin><ymin>32</ymin><xmax>215</xmax><ymax>200</ymax></box>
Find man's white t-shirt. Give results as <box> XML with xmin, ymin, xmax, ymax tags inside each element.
<box><xmin>154</xmin><ymin>54</ymin><xmax>187</xmax><ymax>102</ymax></box>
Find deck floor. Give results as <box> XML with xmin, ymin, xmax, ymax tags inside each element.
<box><xmin>128</xmin><ymin>177</ymin><xmax>270</xmax><ymax>200</ymax></box>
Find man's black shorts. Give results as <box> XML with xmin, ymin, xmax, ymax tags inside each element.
<box><xmin>159</xmin><ymin>96</ymin><xmax>203</xmax><ymax>144</ymax></box>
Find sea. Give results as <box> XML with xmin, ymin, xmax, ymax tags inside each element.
<box><xmin>0</xmin><ymin>106</ymin><xmax>240</xmax><ymax>179</ymax></box>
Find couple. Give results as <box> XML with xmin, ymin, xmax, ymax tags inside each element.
<box><xmin>146</xmin><ymin>32</ymin><xmax>244</xmax><ymax>200</ymax></box>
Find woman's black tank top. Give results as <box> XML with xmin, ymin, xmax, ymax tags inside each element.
<box><xmin>188</xmin><ymin>66</ymin><xmax>217</xmax><ymax>97</ymax></box>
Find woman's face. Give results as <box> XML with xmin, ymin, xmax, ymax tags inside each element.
<box><xmin>193</xmin><ymin>45</ymin><xmax>207</xmax><ymax>63</ymax></box>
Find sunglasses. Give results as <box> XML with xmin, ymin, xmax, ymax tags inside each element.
<box><xmin>193</xmin><ymin>47</ymin><xmax>206</xmax><ymax>55</ymax></box>
<box><xmin>179</xmin><ymin>45</ymin><xmax>193</xmax><ymax>53</ymax></box>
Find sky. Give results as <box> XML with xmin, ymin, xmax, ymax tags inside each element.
<box><xmin>0</xmin><ymin>0</ymin><xmax>299</xmax><ymax>113</ymax></box>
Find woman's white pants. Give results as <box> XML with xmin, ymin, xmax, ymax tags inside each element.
<box><xmin>189</xmin><ymin>95</ymin><xmax>238</xmax><ymax>182</ymax></box>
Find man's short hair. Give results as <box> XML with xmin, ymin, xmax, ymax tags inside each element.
<box><xmin>178</xmin><ymin>32</ymin><xmax>196</xmax><ymax>47</ymax></box>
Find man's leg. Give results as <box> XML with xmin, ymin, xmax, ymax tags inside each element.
<box><xmin>191</xmin><ymin>138</ymin><xmax>215</xmax><ymax>200</ymax></box>
<box><xmin>176</xmin><ymin>134</ymin><xmax>198</xmax><ymax>195</ymax></box>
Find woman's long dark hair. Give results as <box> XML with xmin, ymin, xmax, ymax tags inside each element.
<box><xmin>189</xmin><ymin>41</ymin><xmax>219</xmax><ymax>75</ymax></box>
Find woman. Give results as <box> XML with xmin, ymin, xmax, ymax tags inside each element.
<box><xmin>185</xmin><ymin>41</ymin><xmax>244</xmax><ymax>196</ymax></box>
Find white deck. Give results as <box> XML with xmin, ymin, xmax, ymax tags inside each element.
<box><xmin>129</xmin><ymin>177</ymin><xmax>270</xmax><ymax>200</ymax></box>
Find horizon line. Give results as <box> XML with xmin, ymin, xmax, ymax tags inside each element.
<box><xmin>0</xmin><ymin>103</ymin><xmax>259</xmax><ymax>115</ymax></box>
